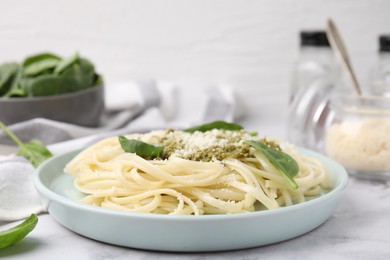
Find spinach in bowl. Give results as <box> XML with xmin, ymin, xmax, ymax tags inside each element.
<box><xmin>0</xmin><ymin>52</ymin><xmax>103</xmax><ymax>98</ymax></box>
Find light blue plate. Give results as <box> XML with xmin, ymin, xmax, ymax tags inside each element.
<box><xmin>33</xmin><ymin>149</ymin><xmax>348</xmax><ymax>252</ymax></box>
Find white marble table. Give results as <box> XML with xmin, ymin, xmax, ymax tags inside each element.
<box><xmin>1</xmin><ymin>122</ymin><xmax>390</xmax><ymax>260</ymax></box>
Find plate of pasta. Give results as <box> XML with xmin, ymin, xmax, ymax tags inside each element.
<box><xmin>33</xmin><ymin>121</ymin><xmax>348</xmax><ymax>252</ymax></box>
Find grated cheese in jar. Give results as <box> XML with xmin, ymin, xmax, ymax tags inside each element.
<box><xmin>326</xmin><ymin>118</ymin><xmax>390</xmax><ymax>172</ymax></box>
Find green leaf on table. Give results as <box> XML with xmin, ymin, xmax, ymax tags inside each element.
<box><xmin>118</xmin><ymin>136</ymin><xmax>164</xmax><ymax>159</ymax></box>
<box><xmin>0</xmin><ymin>214</ymin><xmax>38</xmax><ymax>250</ymax></box>
<box><xmin>245</xmin><ymin>140</ymin><xmax>299</xmax><ymax>189</ymax></box>
<box><xmin>184</xmin><ymin>120</ymin><xmax>243</xmax><ymax>133</ymax></box>
<box><xmin>0</xmin><ymin>121</ymin><xmax>52</xmax><ymax>168</ymax></box>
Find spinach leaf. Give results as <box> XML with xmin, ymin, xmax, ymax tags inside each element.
<box><xmin>24</xmin><ymin>58</ymin><xmax>59</xmax><ymax>77</ymax></box>
<box><xmin>0</xmin><ymin>122</ymin><xmax>52</xmax><ymax>167</ymax></box>
<box><xmin>60</xmin><ymin>58</ymin><xmax>95</xmax><ymax>90</ymax></box>
<box><xmin>2</xmin><ymin>64</ymin><xmax>26</xmax><ymax>97</ymax></box>
<box><xmin>22</xmin><ymin>52</ymin><xmax>61</xmax><ymax>77</ymax></box>
<box><xmin>14</xmin><ymin>77</ymin><xmax>34</xmax><ymax>97</ymax></box>
<box><xmin>184</xmin><ymin>120</ymin><xmax>243</xmax><ymax>133</ymax></box>
<box><xmin>54</xmin><ymin>53</ymin><xmax>79</xmax><ymax>75</ymax></box>
<box><xmin>0</xmin><ymin>63</ymin><xmax>20</xmax><ymax>96</ymax></box>
<box><xmin>1</xmin><ymin>52</ymin><xmax>101</xmax><ymax>98</ymax></box>
<box><xmin>3</xmin><ymin>88</ymin><xmax>26</xmax><ymax>97</ymax></box>
<box><xmin>94</xmin><ymin>73</ymin><xmax>104</xmax><ymax>86</ymax></box>
<box><xmin>23</xmin><ymin>53</ymin><xmax>61</xmax><ymax>68</ymax></box>
<box><xmin>78</xmin><ymin>58</ymin><xmax>96</xmax><ymax>87</ymax></box>
<box><xmin>118</xmin><ymin>136</ymin><xmax>163</xmax><ymax>159</ymax></box>
<box><xmin>245</xmin><ymin>140</ymin><xmax>299</xmax><ymax>189</ymax></box>
<box><xmin>0</xmin><ymin>214</ymin><xmax>38</xmax><ymax>250</ymax></box>
<box><xmin>28</xmin><ymin>74</ymin><xmax>80</xmax><ymax>97</ymax></box>
<box><xmin>17</xmin><ymin>140</ymin><xmax>53</xmax><ymax>168</ymax></box>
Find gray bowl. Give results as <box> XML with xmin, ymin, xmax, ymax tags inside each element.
<box><xmin>0</xmin><ymin>85</ymin><xmax>104</xmax><ymax>127</ymax></box>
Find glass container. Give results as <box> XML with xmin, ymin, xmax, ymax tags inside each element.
<box><xmin>325</xmin><ymin>95</ymin><xmax>390</xmax><ymax>180</ymax></box>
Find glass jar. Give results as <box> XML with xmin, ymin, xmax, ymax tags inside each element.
<box><xmin>325</xmin><ymin>95</ymin><xmax>390</xmax><ymax>180</ymax></box>
<box><xmin>288</xmin><ymin>30</ymin><xmax>339</xmax><ymax>150</ymax></box>
<box><xmin>370</xmin><ymin>35</ymin><xmax>390</xmax><ymax>96</ymax></box>
<box><xmin>289</xmin><ymin>31</ymin><xmax>337</xmax><ymax>104</ymax></box>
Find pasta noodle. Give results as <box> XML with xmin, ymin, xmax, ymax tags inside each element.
<box><xmin>64</xmin><ymin>129</ymin><xmax>330</xmax><ymax>215</ymax></box>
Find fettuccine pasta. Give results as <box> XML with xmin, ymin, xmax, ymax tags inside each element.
<box><xmin>64</xmin><ymin>129</ymin><xmax>330</xmax><ymax>215</ymax></box>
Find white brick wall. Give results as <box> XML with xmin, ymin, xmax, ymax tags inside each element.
<box><xmin>1</xmin><ymin>0</ymin><xmax>389</xmax><ymax>135</ymax></box>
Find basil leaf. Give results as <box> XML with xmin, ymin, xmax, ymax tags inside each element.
<box><xmin>3</xmin><ymin>87</ymin><xmax>26</xmax><ymax>98</ymax></box>
<box><xmin>0</xmin><ymin>122</ymin><xmax>52</xmax><ymax>168</ymax></box>
<box><xmin>245</xmin><ymin>140</ymin><xmax>299</xmax><ymax>189</ymax></box>
<box><xmin>0</xmin><ymin>214</ymin><xmax>38</xmax><ymax>249</ymax></box>
<box><xmin>184</xmin><ymin>120</ymin><xmax>243</xmax><ymax>133</ymax></box>
<box><xmin>24</xmin><ymin>58</ymin><xmax>59</xmax><ymax>77</ymax></box>
<box><xmin>16</xmin><ymin>77</ymin><xmax>35</xmax><ymax>97</ymax></box>
<box><xmin>118</xmin><ymin>136</ymin><xmax>163</xmax><ymax>159</ymax></box>
<box><xmin>29</xmin><ymin>74</ymin><xmax>80</xmax><ymax>97</ymax></box>
<box><xmin>0</xmin><ymin>63</ymin><xmax>20</xmax><ymax>96</ymax></box>
<box><xmin>60</xmin><ymin>58</ymin><xmax>95</xmax><ymax>90</ymax></box>
<box><xmin>54</xmin><ymin>53</ymin><xmax>79</xmax><ymax>75</ymax></box>
<box><xmin>94</xmin><ymin>73</ymin><xmax>103</xmax><ymax>86</ymax></box>
<box><xmin>17</xmin><ymin>140</ymin><xmax>53</xmax><ymax>168</ymax></box>
<box><xmin>1</xmin><ymin>52</ymin><xmax>101</xmax><ymax>98</ymax></box>
<box><xmin>79</xmin><ymin>58</ymin><xmax>96</xmax><ymax>87</ymax></box>
<box><xmin>23</xmin><ymin>53</ymin><xmax>61</xmax><ymax>68</ymax></box>
<box><xmin>2</xmin><ymin>64</ymin><xmax>25</xmax><ymax>97</ymax></box>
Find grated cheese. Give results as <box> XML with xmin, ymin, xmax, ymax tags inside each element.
<box><xmin>131</xmin><ymin>129</ymin><xmax>256</xmax><ymax>161</ymax></box>
<box><xmin>326</xmin><ymin>118</ymin><xmax>390</xmax><ymax>172</ymax></box>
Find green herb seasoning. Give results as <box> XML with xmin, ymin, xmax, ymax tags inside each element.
<box><xmin>119</xmin><ymin>129</ymin><xmax>254</xmax><ymax>161</ymax></box>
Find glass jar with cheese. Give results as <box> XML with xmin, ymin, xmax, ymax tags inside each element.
<box><xmin>325</xmin><ymin>95</ymin><xmax>390</xmax><ymax>180</ymax></box>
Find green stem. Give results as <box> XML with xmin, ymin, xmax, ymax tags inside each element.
<box><xmin>0</xmin><ymin>121</ymin><xmax>24</xmax><ymax>147</ymax></box>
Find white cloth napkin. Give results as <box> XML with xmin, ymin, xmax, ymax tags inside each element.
<box><xmin>0</xmin><ymin>80</ymin><xmax>245</xmax><ymax>221</ymax></box>
<box><xmin>0</xmin><ymin>155</ymin><xmax>46</xmax><ymax>221</ymax></box>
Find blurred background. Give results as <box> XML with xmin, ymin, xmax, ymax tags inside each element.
<box><xmin>1</xmin><ymin>0</ymin><xmax>389</xmax><ymax>136</ymax></box>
